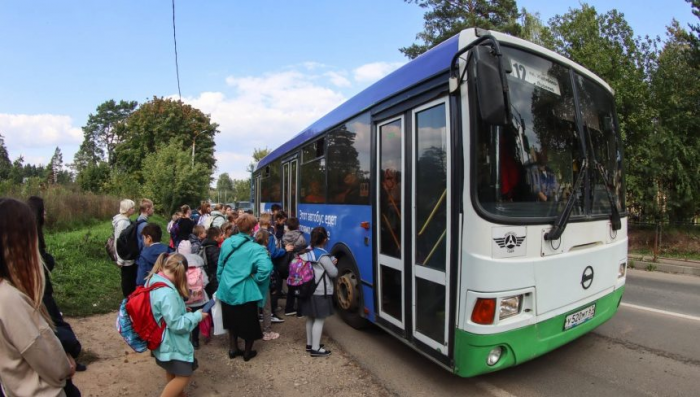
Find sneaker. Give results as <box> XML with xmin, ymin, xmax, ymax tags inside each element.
<box><xmin>263</xmin><ymin>331</ymin><xmax>280</xmax><ymax>341</ymax></box>
<box><xmin>310</xmin><ymin>348</ymin><xmax>331</xmax><ymax>357</ymax></box>
<box><xmin>284</xmin><ymin>311</ymin><xmax>297</xmax><ymax>316</ymax></box>
<box><xmin>271</xmin><ymin>315</ymin><xmax>285</xmax><ymax>323</ymax></box>
<box><xmin>305</xmin><ymin>344</ymin><xmax>324</xmax><ymax>352</ymax></box>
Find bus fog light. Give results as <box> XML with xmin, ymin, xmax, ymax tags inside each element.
<box><xmin>618</xmin><ymin>262</ymin><xmax>626</xmax><ymax>278</ymax></box>
<box><xmin>499</xmin><ymin>295</ymin><xmax>522</xmax><ymax>320</ymax></box>
<box><xmin>487</xmin><ymin>347</ymin><xmax>503</xmax><ymax>366</ymax></box>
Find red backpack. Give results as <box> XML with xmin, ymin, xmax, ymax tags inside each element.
<box><xmin>117</xmin><ymin>282</ymin><xmax>170</xmax><ymax>352</ymax></box>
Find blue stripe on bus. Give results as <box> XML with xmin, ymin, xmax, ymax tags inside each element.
<box><xmin>256</xmin><ymin>34</ymin><xmax>459</xmax><ymax>171</ymax></box>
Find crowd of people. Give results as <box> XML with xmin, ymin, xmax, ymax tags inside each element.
<box><xmin>0</xmin><ymin>198</ymin><xmax>337</xmax><ymax>396</ymax></box>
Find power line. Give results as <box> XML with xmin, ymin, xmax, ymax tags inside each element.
<box><xmin>172</xmin><ymin>0</ymin><xmax>182</xmax><ymax>100</ymax></box>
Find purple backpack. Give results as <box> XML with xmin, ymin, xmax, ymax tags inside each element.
<box><xmin>287</xmin><ymin>254</ymin><xmax>314</xmax><ymax>287</ymax></box>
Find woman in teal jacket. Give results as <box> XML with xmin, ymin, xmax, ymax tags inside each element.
<box><xmin>146</xmin><ymin>253</ymin><xmax>207</xmax><ymax>397</ymax></box>
<box><xmin>216</xmin><ymin>213</ymin><xmax>272</xmax><ymax>362</ymax></box>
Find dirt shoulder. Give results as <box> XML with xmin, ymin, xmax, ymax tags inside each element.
<box><xmin>70</xmin><ymin>312</ymin><xmax>393</xmax><ymax>397</ymax></box>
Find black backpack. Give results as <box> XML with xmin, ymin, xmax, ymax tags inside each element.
<box><xmin>116</xmin><ymin>219</ymin><xmax>146</xmax><ymax>260</ymax></box>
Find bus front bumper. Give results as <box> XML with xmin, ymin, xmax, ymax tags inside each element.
<box><xmin>453</xmin><ymin>286</ymin><xmax>625</xmax><ymax>377</ymax></box>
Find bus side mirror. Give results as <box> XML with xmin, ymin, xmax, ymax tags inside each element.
<box><xmin>474</xmin><ymin>45</ymin><xmax>511</xmax><ymax>126</ymax></box>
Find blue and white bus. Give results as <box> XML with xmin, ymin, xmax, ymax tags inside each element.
<box><xmin>253</xmin><ymin>28</ymin><xmax>627</xmax><ymax>377</ymax></box>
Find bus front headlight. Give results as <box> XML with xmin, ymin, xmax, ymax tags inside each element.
<box><xmin>618</xmin><ymin>262</ymin><xmax>626</xmax><ymax>278</ymax></box>
<box><xmin>499</xmin><ymin>295</ymin><xmax>522</xmax><ymax>320</ymax></box>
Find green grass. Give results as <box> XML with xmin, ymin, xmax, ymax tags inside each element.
<box><xmin>46</xmin><ymin>214</ymin><xmax>169</xmax><ymax>317</ymax></box>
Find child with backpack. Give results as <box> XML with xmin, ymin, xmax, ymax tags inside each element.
<box><xmin>282</xmin><ymin>217</ymin><xmax>307</xmax><ymax>316</ymax></box>
<box><xmin>177</xmin><ymin>241</ymin><xmax>210</xmax><ymax>349</ymax></box>
<box><xmin>200</xmin><ymin>226</ymin><xmax>222</xmax><ymax>298</ymax></box>
<box><xmin>186</xmin><ymin>225</ymin><xmax>206</xmax><ymax>255</ymax></box>
<box><xmin>146</xmin><ymin>253</ymin><xmax>208</xmax><ymax>396</ymax></box>
<box><xmin>299</xmin><ymin>226</ymin><xmax>337</xmax><ymax>357</ymax></box>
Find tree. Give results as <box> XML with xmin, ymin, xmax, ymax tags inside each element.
<box><xmin>647</xmin><ymin>22</ymin><xmax>700</xmax><ymax>222</ymax></box>
<box><xmin>0</xmin><ymin>133</ymin><xmax>11</xmax><ymax>180</ymax></box>
<box><xmin>76</xmin><ymin>162</ymin><xmax>110</xmax><ymax>193</ymax></box>
<box><xmin>233</xmin><ymin>179</ymin><xmax>252</xmax><ymax>203</ymax></box>
<box><xmin>246</xmin><ymin>147</ymin><xmax>270</xmax><ymax>173</ymax></box>
<box><xmin>216</xmin><ymin>172</ymin><xmax>234</xmax><ymax>202</ymax></box>
<box><xmin>141</xmin><ymin>141</ymin><xmax>210</xmax><ymax>215</ymax></box>
<box><xmin>47</xmin><ymin>147</ymin><xmax>63</xmax><ymax>184</ymax></box>
<box><xmin>75</xmin><ymin>99</ymin><xmax>138</xmax><ymax>169</ymax></box>
<box><xmin>401</xmin><ymin>0</ymin><xmax>521</xmax><ymax>59</ymax></box>
<box><xmin>114</xmin><ymin>97</ymin><xmax>219</xmax><ymax>182</ymax></box>
<box><xmin>519</xmin><ymin>8</ymin><xmax>553</xmax><ymax>48</ymax></box>
<box><xmin>687</xmin><ymin>0</ymin><xmax>700</xmax><ymax>66</ymax></box>
<box><xmin>8</xmin><ymin>155</ymin><xmax>24</xmax><ymax>184</ymax></box>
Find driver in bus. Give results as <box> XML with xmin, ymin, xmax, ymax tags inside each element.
<box><xmin>534</xmin><ymin>152</ymin><xmax>559</xmax><ymax>202</ymax></box>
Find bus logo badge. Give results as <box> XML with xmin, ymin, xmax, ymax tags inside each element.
<box><xmin>581</xmin><ymin>266</ymin><xmax>594</xmax><ymax>290</ymax></box>
<box><xmin>494</xmin><ymin>232</ymin><xmax>525</xmax><ymax>253</ymax></box>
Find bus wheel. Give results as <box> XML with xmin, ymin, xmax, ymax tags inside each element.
<box><xmin>335</xmin><ymin>258</ymin><xmax>368</xmax><ymax>329</ymax></box>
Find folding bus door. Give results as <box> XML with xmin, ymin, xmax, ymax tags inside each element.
<box><xmin>411</xmin><ymin>98</ymin><xmax>451</xmax><ymax>355</ymax></box>
<box><xmin>376</xmin><ymin>116</ymin><xmax>405</xmax><ymax>330</ymax></box>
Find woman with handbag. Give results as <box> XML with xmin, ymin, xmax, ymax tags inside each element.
<box><xmin>216</xmin><ymin>214</ymin><xmax>273</xmax><ymax>362</ymax></box>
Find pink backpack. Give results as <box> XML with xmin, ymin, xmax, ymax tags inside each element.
<box><xmin>287</xmin><ymin>254</ymin><xmax>314</xmax><ymax>287</ymax></box>
<box><xmin>185</xmin><ymin>267</ymin><xmax>205</xmax><ymax>305</ymax></box>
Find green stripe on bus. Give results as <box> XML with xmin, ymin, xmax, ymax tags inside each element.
<box><xmin>453</xmin><ymin>286</ymin><xmax>625</xmax><ymax>377</ymax></box>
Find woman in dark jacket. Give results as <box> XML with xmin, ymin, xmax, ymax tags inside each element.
<box><xmin>27</xmin><ymin>196</ymin><xmax>84</xmax><ymax>396</ymax></box>
<box><xmin>175</xmin><ymin>205</ymin><xmax>196</xmax><ymax>247</ymax></box>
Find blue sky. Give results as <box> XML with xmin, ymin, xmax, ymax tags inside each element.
<box><xmin>0</xmin><ymin>0</ymin><xmax>695</xmax><ymax>180</ymax></box>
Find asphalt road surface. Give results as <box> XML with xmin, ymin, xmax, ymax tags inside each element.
<box><xmin>325</xmin><ymin>269</ymin><xmax>700</xmax><ymax>397</ymax></box>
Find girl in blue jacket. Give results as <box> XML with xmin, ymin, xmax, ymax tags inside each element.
<box><xmin>145</xmin><ymin>253</ymin><xmax>208</xmax><ymax>397</ymax></box>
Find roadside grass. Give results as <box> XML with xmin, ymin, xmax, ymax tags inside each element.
<box><xmin>46</xmin><ymin>214</ymin><xmax>169</xmax><ymax>317</ymax></box>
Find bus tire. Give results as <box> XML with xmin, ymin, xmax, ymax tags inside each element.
<box><xmin>335</xmin><ymin>257</ymin><xmax>369</xmax><ymax>329</ymax></box>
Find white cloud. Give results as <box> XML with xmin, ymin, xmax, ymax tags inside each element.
<box><xmin>353</xmin><ymin>61</ymin><xmax>405</xmax><ymax>83</ymax></box>
<box><xmin>0</xmin><ymin>113</ymin><xmax>82</xmax><ymax>149</ymax></box>
<box><xmin>185</xmin><ymin>67</ymin><xmax>348</xmax><ymax>180</ymax></box>
<box><xmin>0</xmin><ymin>114</ymin><xmax>82</xmax><ymax>167</ymax></box>
<box><xmin>325</xmin><ymin>71</ymin><xmax>352</xmax><ymax>88</ymax></box>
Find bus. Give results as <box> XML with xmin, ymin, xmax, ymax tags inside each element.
<box><xmin>253</xmin><ymin>28</ymin><xmax>627</xmax><ymax>377</ymax></box>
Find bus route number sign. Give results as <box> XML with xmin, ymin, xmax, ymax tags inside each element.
<box><xmin>563</xmin><ymin>304</ymin><xmax>596</xmax><ymax>331</ymax></box>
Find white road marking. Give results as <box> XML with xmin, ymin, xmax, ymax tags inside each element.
<box><xmin>621</xmin><ymin>302</ymin><xmax>700</xmax><ymax>322</ymax></box>
<box><xmin>476</xmin><ymin>381</ymin><xmax>520</xmax><ymax>397</ymax></box>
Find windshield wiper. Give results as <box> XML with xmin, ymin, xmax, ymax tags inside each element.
<box><xmin>593</xmin><ymin>161</ymin><xmax>622</xmax><ymax>231</ymax></box>
<box><xmin>583</xmin><ymin>124</ymin><xmax>622</xmax><ymax>232</ymax></box>
<box><xmin>545</xmin><ymin>159</ymin><xmax>587</xmax><ymax>241</ymax></box>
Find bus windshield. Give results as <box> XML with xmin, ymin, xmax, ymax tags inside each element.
<box><xmin>475</xmin><ymin>46</ymin><xmax>623</xmax><ymax>220</ymax></box>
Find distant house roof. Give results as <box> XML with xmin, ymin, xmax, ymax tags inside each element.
<box><xmin>256</xmin><ymin>34</ymin><xmax>459</xmax><ymax>171</ymax></box>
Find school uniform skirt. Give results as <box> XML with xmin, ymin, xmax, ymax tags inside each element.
<box><xmin>300</xmin><ymin>294</ymin><xmax>334</xmax><ymax>319</ymax></box>
<box><xmin>221</xmin><ymin>300</ymin><xmax>263</xmax><ymax>341</ymax></box>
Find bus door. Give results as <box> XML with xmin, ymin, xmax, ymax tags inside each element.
<box><xmin>411</xmin><ymin>99</ymin><xmax>451</xmax><ymax>355</ymax></box>
<box><xmin>254</xmin><ymin>174</ymin><xmax>262</xmax><ymax>216</ymax></box>
<box><xmin>376</xmin><ymin>116</ymin><xmax>406</xmax><ymax>330</ymax></box>
<box><xmin>281</xmin><ymin>159</ymin><xmax>298</xmax><ymax>217</ymax></box>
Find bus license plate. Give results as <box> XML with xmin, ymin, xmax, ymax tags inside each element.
<box><xmin>564</xmin><ymin>304</ymin><xmax>596</xmax><ymax>331</ymax></box>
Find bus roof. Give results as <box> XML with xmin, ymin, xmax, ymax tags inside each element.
<box><xmin>256</xmin><ymin>34</ymin><xmax>459</xmax><ymax>171</ymax></box>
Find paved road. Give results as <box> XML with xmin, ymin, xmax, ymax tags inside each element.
<box><xmin>325</xmin><ymin>269</ymin><xmax>700</xmax><ymax>396</ymax></box>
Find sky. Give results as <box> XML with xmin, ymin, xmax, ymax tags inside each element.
<box><xmin>0</xmin><ymin>0</ymin><xmax>696</xmax><ymax>181</ymax></box>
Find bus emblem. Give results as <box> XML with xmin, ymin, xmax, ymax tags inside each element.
<box><xmin>581</xmin><ymin>266</ymin><xmax>594</xmax><ymax>290</ymax></box>
<box><xmin>494</xmin><ymin>232</ymin><xmax>526</xmax><ymax>253</ymax></box>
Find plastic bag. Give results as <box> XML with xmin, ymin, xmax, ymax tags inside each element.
<box><xmin>211</xmin><ymin>293</ymin><xmax>227</xmax><ymax>336</ymax></box>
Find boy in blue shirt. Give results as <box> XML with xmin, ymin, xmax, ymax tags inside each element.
<box><xmin>136</xmin><ymin>223</ymin><xmax>171</xmax><ymax>286</ymax></box>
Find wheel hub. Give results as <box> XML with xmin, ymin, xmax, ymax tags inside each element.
<box><xmin>336</xmin><ymin>272</ymin><xmax>359</xmax><ymax>311</ymax></box>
